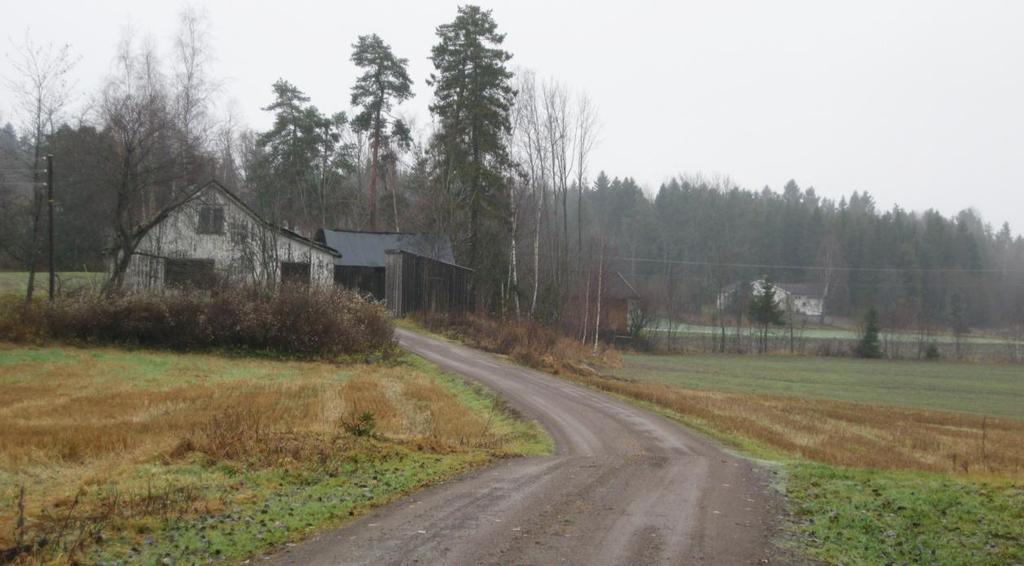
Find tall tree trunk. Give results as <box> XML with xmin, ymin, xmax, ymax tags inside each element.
<box><xmin>367</xmin><ymin>115</ymin><xmax>381</xmax><ymax>230</ymax></box>
<box><xmin>531</xmin><ymin>182</ymin><xmax>542</xmax><ymax>316</ymax></box>
<box><xmin>593</xmin><ymin>244</ymin><xmax>605</xmax><ymax>353</ymax></box>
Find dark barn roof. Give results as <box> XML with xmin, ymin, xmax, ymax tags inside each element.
<box><xmin>315</xmin><ymin>229</ymin><xmax>456</xmax><ymax>267</ymax></box>
<box><xmin>606</xmin><ymin>272</ymin><xmax>641</xmax><ymax>300</ymax></box>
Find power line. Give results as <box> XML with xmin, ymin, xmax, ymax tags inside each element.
<box><xmin>607</xmin><ymin>256</ymin><xmax>1024</xmax><ymax>275</ymax></box>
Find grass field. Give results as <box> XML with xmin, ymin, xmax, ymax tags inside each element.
<box><xmin>650</xmin><ymin>320</ymin><xmax>1023</xmax><ymax>346</ymax></box>
<box><xmin>613</xmin><ymin>353</ymin><xmax>1024</xmax><ymax>419</ymax></box>
<box><xmin>0</xmin><ymin>271</ymin><xmax>105</xmax><ymax>296</ymax></box>
<box><xmin>0</xmin><ymin>343</ymin><xmax>548</xmax><ymax>563</ymax></box>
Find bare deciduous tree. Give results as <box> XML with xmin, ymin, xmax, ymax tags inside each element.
<box><xmin>5</xmin><ymin>33</ymin><xmax>77</xmax><ymax>301</ymax></box>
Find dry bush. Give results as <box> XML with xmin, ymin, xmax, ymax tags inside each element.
<box><xmin>568</xmin><ymin>372</ymin><xmax>1024</xmax><ymax>476</ymax></box>
<box><xmin>0</xmin><ymin>285</ymin><xmax>395</xmax><ymax>358</ymax></box>
<box><xmin>0</xmin><ymin>297</ymin><xmax>47</xmax><ymax>343</ymax></box>
<box><xmin>415</xmin><ymin>313</ymin><xmax>620</xmax><ymax>376</ymax></box>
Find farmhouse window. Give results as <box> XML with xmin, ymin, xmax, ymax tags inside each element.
<box><xmin>198</xmin><ymin>206</ymin><xmax>225</xmax><ymax>234</ymax></box>
<box><xmin>280</xmin><ymin>261</ymin><xmax>311</xmax><ymax>285</ymax></box>
<box><xmin>165</xmin><ymin>258</ymin><xmax>217</xmax><ymax>289</ymax></box>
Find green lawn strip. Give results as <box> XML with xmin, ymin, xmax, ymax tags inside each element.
<box><xmin>649</xmin><ymin>321</ymin><xmax>1022</xmax><ymax>346</ymax></box>
<box><xmin>0</xmin><ymin>345</ymin><xmax>78</xmax><ymax>366</ymax></box>
<box><xmin>615</xmin><ymin>353</ymin><xmax>1024</xmax><ymax>419</ymax></box>
<box><xmin>0</xmin><ymin>271</ymin><xmax>105</xmax><ymax>296</ymax></box>
<box><xmin>786</xmin><ymin>463</ymin><xmax>1024</xmax><ymax>565</ymax></box>
<box><xmin>90</xmin><ymin>450</ymin><xmax>485</xmax><ymax>564</ymax></box>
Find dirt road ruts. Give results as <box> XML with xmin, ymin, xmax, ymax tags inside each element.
<box><xmin>270</xmin><ymin>328</ymin><xmax>783</xmax><ymax>565</ymax></box>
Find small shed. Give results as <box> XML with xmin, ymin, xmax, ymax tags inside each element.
<box><xmin>600</xmin><ymin>272</ymin><xmax>641</xmax><ymax>334</ymax></box>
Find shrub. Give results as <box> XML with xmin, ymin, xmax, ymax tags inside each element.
<box><xmin>925</xmin><ymin>342</ymin><xmax>941</xmax><ymax>360</ymax></box>
<box><xmin>0</xmin><ymin>286</ymin><xmax>395</xmax><ymax>358</ymax></box>
<box><xmin>414</xmin><ymin>312</ymin><xmax>620</xmax><ymax>375</ymax></box>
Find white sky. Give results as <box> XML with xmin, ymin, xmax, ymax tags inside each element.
<box><xmin>2</xmin><ymin>0</ymin><xmax>1023</xmax><ymax>234</ymax></box>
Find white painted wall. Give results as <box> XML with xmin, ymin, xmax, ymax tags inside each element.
<box><xmin>120</xmin><ymin>185</ymin><xmax>335</xmax><ymax>290</ymax></box>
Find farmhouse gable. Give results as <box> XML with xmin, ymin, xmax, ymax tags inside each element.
<box><xmin>113</xmin><ymin>180</ymin><xmax>338</xmax><ymax>290</ymax></box>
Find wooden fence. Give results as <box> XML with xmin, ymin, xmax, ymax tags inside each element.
<box><xmin>384</xmin><ymin>250</ymin><xmax>473</xmax><ymax>317</ymax></box>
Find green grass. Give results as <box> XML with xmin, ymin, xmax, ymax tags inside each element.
<box><xmin>787</xmin><ymin>464</ymin><xmax>1023</xmax><ymax>565</ymax></box>
<box><xmin>89</xmin><ymin>451</ymin><xmax>482</xmax><ymax>564</ymax></box>
<box><xmin>614</xmin><ymin>353</ymin><xmax>1024</xmax><ymax>419</ymax></box>
<box><xmin>0</xmin><ymin>271</ymin><xmax>105</xmax><ymax>296</ymax></box>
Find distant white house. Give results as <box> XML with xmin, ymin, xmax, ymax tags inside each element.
<box><xmin>717</xmin><ymin>279</ymin><xmax>827</xmax><ymax>318</ymax></box>
<box><xmin>111</xmin><ymin>180</ymin><xmax>338</xmax><ymax>290</ymax></box>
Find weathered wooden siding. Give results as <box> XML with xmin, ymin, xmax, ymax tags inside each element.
<box><xmin>384</xmin><ymin>250</ymin><xmax>473</xmax><ymax>317</ymax></box>
<box><xmin>120</xmin><ymin>185</ymin><xmax>334</xmax><ymax>290</ymax></box>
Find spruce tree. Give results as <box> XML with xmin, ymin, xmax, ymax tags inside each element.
<box><xmin>350</xmin><ymin>34</ymin><xmax>413</xmax><ymax>230</ymax></box>
<box><xmin>856</xmin><ymin>307</ymin><xmax>883</xmax><ymax>359</ymax></box>
<box><xmin>427</xmin><ymin>5</ymin><xmax>515</xmax><ymax>274</ymax></box>
<box><xmin>748</xmin><ymin>279</ymin><xmax>786</xmax><ymax>353</ymax></box>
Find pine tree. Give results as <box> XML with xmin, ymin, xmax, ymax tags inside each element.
<box><xmin>255</xmin><ymin>80</ymin><xmax>348</xmax><ymax>228</ymax></box>
<box><xmin>428</xmin><ymin>5</ymin><xmax>515</xmax><ymax>277</ymax></box>
<box><xmin>856</xmin><ymin>307</ymin><xmax>883</xmax><ymax>359</ymax></box>
<box><xmin>350</xmin><ymin>34</ymin><xmax>413</xmax><ymax>230</ymax></box>
<box><xmin>749</xmin><ymin>279</ymin><xmax>786</xmax><ymax>353</ymax></box>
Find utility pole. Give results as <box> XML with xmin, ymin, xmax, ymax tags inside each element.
<box><xmin>46</xmin><ymin>154</ymin><xmax>55</xmax><ymax>301</ymax></box>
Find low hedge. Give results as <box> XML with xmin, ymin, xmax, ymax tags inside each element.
<box><xmin>0</xmin><ymin>286</ymin><xmax>394</xmax><ymax>358</ymax></box>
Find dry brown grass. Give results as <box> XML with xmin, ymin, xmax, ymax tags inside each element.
<box><xmin>568</xmin><ymin>372</ymin><xmax>1024</xmax><ymax>476</ymax></box>
<box><xmin>413</xmin><ymin>313</ymin><xmax>622</xmax><ymax>375</ymax></box>
<box><xmin>0</xmin><ymin>344</ymin><xmax>516</xmax><ymax>557</ymax></box>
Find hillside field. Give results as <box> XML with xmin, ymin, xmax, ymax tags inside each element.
<box><xmin>612</xmin><ymin>353</ymin><xmax>1024</xmax><ymax>419</ymax></box>
<box><xmin>0</xmin><ymin>343</ymin><xmax>548</xmax><ymax>563</ymax></box>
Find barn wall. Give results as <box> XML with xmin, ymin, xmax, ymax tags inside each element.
<box><xmin>384</xmin><ymin>250</ymin><xmax>473</xmax><ymax>317</ymax></box>
<box><xmin>602</xmin><ymin>299</ymin><xmax>629</xmax><ymax>334</ymax></box>
<box><xmin>120</xmin><ymin>186</ymin><xmax>333</xmax><ymax>290</ymax></box>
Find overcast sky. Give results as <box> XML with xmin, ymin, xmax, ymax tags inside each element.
<box><xmin>3</xmin><ymin>0</ymin><xmax>1022</xmax><ymax>234</ymax></box>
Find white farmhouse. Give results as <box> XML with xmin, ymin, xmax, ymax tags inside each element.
<box><xmin>717</xmin><ymin>279</ymin><xmax>827</xmax><ymax>318</ymax></box>
<box><xmin>113</xmin><ymin>180</ymin><xmax>338</xmax><ymax>290</ymax></box>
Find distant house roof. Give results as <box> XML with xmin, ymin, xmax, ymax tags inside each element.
<box><xmin>315</xmin><ymin>229</ymin><xmax>456</xmax><ymax>267</ymax></box>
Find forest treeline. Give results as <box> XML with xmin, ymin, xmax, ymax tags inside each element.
<box><xmin>1</xmin><ymin>5</ymin><xmax>1022</xmax><ymax>331</ymax></box>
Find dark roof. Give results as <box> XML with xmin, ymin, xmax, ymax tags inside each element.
<box><xmin>315</xmin><ymin>229</ymin><xmax>456</xmax><ymax>268</ymax></box>
<box><xmin>605</xmin><ymin>272</ymin><xmax>640</xmax><ymax>300</ymax></box>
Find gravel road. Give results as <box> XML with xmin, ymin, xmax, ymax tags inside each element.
<box><xmin>270</xmin><ymin>328</ymin><xmax>784</xmax><ymax>565</ymax></box>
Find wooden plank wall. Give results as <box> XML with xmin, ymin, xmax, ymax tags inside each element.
<box><xmin>384</xmin><ymin>250</ymin><xmax>473</xmax><ymax>317</ymax></box>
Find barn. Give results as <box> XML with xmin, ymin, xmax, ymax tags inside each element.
<box><xmin>112</xmin><ymin>180</ymin><xmax>337</xmax><ymax>290</ymax></box>
<box><xmin>600</xmin><ymin>272</ymin><xmax>642</xmax><ymax>334</ymax></box>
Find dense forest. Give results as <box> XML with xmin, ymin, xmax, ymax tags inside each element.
<box><xmin>1</xmin><ymin>5</ymin><xmax>1022</xmax><ymax>332</ymax></box>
